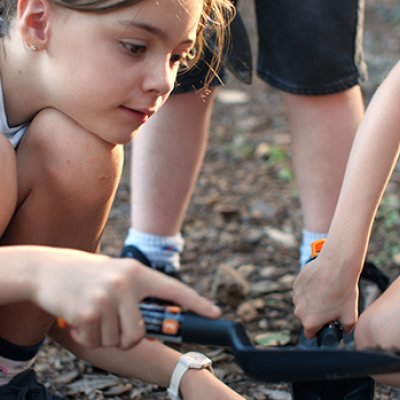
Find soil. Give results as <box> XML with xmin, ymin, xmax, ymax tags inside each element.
<box><xmin>35</xmin><ymin>1</ymin><xmax>400</xmax><ymax>399</ymax></box>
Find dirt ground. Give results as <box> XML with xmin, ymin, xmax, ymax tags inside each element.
<box><xmin>36</xmin><ymin>1</ymin><xmax>400</xmax><ymax>399</ymax></box>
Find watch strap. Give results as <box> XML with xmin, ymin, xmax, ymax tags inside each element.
<box><xmin>167</xmin><ymin>352</ymin><xmax>212</xmax><ymax>400</ymax></box>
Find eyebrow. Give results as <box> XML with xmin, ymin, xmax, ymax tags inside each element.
<box><xmin>119</xmin><ymin>20</ymin><xmax>195</xmax><ymax>46</ymax></box>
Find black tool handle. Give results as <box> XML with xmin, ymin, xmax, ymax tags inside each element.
<box><xmin>141</xmin><ymin>303</ymin><xmax>249</xmax><ymax>348</ymax></box>
<box><xmin>317</xmin><ymin>321</ymin><xmax>343</xmax><ymax>347</ymax></box>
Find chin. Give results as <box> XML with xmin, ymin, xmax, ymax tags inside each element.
<box><xmin>110</xmin><ymin>127</ymin><xmax>141</xmax><ymax>145</ymax></box>
<box><xmin>129</xmin><ymin>128</ymin><xmax>141</xmax><ymax>142</ymax></box>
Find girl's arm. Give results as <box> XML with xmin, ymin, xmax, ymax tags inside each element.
<box><xmin>0</xmin><ymin>245</ymin><xmax>221</xmax><ymax>348</ymax></box>
<box><xmin>293</xmin><ymin>61</ymin><xmax>400</xmax><ymax>338</ymax></box>
<box><xmin>50</xmin><ymin>325</ymin><xmax>245</xmax><ymax>400</ymax></box>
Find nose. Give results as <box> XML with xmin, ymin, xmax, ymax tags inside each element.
<box><xmin>142</xmin><ymin>58</ymin><xmax>176</xmax><ymax>96</ymax></box>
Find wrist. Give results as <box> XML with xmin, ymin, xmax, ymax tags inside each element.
<box><xmin>318</xmin><ymin>244</ymin><xmax>364</xmax><ymax>282</ymax></box>
<box><xmin>179</xmin><ymin>368</ymin><xmax>214</xmax><ymax>397</ymax></box>
<box><xmin>167</xmin><ymin>352</ymin><xmax>212</xmax><ymax>400</ymax></box>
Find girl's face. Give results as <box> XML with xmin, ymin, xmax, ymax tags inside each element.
<box><xmin>42</xmin><ymin>0</ymin><xmax>202</xmax><ymax>144</ymax></box>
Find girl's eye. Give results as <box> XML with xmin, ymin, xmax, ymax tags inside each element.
<box><xmin>121</xmin><ymin>42</ymin><xmax>146</xmax><ymax>56</ymax></box>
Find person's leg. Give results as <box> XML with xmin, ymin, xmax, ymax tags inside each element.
<box><xmin>283</xmin><ymin>87</ymin><xmax>364</xmax><ymax>236</ymax></box>
<box><xmin>0</xmin><ymin>108</ymin><xmax>123</xmax><ymax>347</ymax></box>
<box><xmin>122</xmin><ymin>47</ymin><xmax>222</xmax><ymax>272</ymax></box>
<box><xmin>130</xmin><ymin>90</ymin><xmax>215</xmax><ymax>236</ymax></box>
<box><xmin>122</xmin><ymin>89</ymin><xmax>215</xmax><ymax>271</ymax></box>
<box><xmin>254</xmin><ymin>0</ymin><xmax>367</xmax><ymax>265</ymax></box>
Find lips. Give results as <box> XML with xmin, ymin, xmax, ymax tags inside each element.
<box><xmin>119</xmin><ymin>106</ymin><xmax>154</xmax><ymax>125</ymax></box>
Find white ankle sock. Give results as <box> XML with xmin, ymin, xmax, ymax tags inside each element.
<box><xmin>125</xmin><ymin>228</ymin><xmax>184</xmax><ymax>271</ymax></box>
<box><xmin>299</xmin><ymin>228</ymin><xmax>327</xmax><ymax>268</ymax></box>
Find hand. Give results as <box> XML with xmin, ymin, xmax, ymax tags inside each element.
<box><xmin>31</xmin><ymin>247</ymin><xmax>221</xmax><ymax>348</ymax></box>
<box><xmin>180</xmin><ymin>368</ymin><xmax>246</xmax><ymax>400</ymax></box>
<box><xmin>293</xmin><ymin>256</ymin><xmax>359</xmax><ymax>339</ymax></box>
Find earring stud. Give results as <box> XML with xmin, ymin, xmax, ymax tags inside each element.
<box><xmin>28</xmin><ymin>43</ymin><xmax>37</xmax><ymax>51</ymax></box>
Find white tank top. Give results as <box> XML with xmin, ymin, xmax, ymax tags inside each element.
<box><xmin>0</xmin><ymin>80</ymin><xmax>27</xmax><ymax>148</ymax></box>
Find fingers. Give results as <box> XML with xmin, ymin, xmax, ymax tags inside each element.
<box><xmin>100</xmin><ymin>303</ymin><xmax>121</xmax><ymax>347</ymax></box>
<box><xmin>302</xmin><ymin>323</ymin><xmax>324</xmax><ymax>340</ymax></box>
<box><xmin>118</xmin><ymin>292</ymin><xmax>146</xmax><ymax>349</ymax></box>
<box><xmin>69</xmin><ymin>310</ymin><xmax>102</xmax><ymax>347</ymax></box>
<box><xmin>338</xmin><ymin>317</ymin><xmax>356</xmax><ymax>335</ymax></box>
<box><xmin>138</xmin><ymin>268</ymin><xmax>221</xmax><ymax>318</ymax></box>
<box><xmin>61</xmin><ymin>259</ymin><xmax>220</xmax><ymax>349</ymax></box>
<box><xmin>295</xmin><ymin>305</ymin><xmax>357</xmax><ymax>340</ymax></box>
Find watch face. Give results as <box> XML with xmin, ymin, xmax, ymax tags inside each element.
<box><xmin>185</xmin><ymin>352</ymin><xmax>212</xmax><ymax>368</ymax></box>
<box><xmin>188</xmin><ymin>352</ymin><xmax>206</xmax><ymax>361</ymax></box>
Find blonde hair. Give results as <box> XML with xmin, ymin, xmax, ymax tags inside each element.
<box><xmin>0</xmin><ymin>0</ymin><xmax>235</xmax><ymax>89</ymax></box>
<box><xmin>195</xmin><ymin>0</ymin><xmax>235</xmax><ymax>89</ymax></box>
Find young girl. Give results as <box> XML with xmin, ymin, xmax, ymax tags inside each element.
<box><xmin>293</xmin><ymin>60</ymin><xmax>400</xmax><ymax>387</ymax></box>
<box><xmin>0</xmin><ymin>0</ymin><xmax>246</xmax><ymax>398</ymax></box>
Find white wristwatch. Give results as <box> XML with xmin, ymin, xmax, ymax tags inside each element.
<box><xmin>167</xmin><ymin>352</ymin><xmax>213</xmax><ymax>400</ymax></box>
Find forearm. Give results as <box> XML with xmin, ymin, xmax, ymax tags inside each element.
<box><xmin>321</xmin><ymin>62</ymin><xmax>400</xmax><ymax>272</ymax></box>
<box><xmin>51</xmin><ymin>326</ymin><xmax>244</xmax><ymax>399</ymax></box>
<box><xmin>51</xmin><ymin>326</ymin><xmax>178</xmax><ymax>385</ymax></box>
<box><xmin>0</xmin><ymin>246</ymin><xmax>38</xmax><ymax>304</ymax></box>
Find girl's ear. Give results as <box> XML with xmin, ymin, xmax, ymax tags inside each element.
<box><xmin>18</xmin><ymin>0</ymin><xmax>51</xmax><ymax>50</ymax></box>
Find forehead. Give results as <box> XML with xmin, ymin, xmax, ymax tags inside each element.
<box><xmin>126</xmin><ymin>0</ymin><xmax>203</xmax><ymax>26</ymax></box>
<box><xmin>107</xmin><ymin>0</ymin><xmax>204</xmax><ymax>43</ymax></box>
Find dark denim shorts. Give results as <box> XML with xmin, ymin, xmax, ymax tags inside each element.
<box><xmin>174</xmin><ymin>0</ymin><xmax>367</xmax><ymax>96</ymax></box>
<box><xmin>254</xmin><ymin>0</ymin><xmax>367</xmax><ymax>94</ymax></box>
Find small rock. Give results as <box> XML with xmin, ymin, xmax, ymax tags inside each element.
<box><xmin>278</xmin><ymin>274</ymin><xmax>295</xmax><ymax>288</ymax></box>
<box><xmin>271</xmin><ymin>319</ymin><xmax>292</xmax><ymax>331</ymax></box>
<box><xmin>55</xmin><ymin>370</ymin><xmax>80</xmax><ymax>384</ymax></box>
<box><xmin>253</xmin><ymin>392</ymin><xmax>267</xmax><ymax>400</ymax></box>
<box><xmin>264</xmin><ymin>227</ymin><xmax>297</xmax><ymax>248</ymax></box>
<box><xmin>237</xmin><ymin>301</ymin><xmax>258</xmax><ymax>322</ymax></box>
<box><xmin>393</xmin><ymin>252</ymin><xmax>400</xmax><ymax>266</ymax></box>
<box><xmin>259</xmin><ymin>265</ymin><xmax>280</xmax><ymax>279</ymax></box>
<box><xmin>260</xmin><ymin>388</ymin><xmax>291</xmax><ymax>400</ymax></box>
<box><xmin>251</xmin><ymin>298</ymin><xmax>266</xmax><ymax>309</ymax></box>
<box><xmin>250</xmin><ymin>202</ymin><xmax>278</xmax><ymax>220</ymax></box>
<box><xmin>66</xmin><ymin>374</ymin><xmax>121</xmax><ymax>395</ymax></box>
<box><xmin>237</xmin><ymin>263</ymin><xmax>257</xmax><ymax>277</ymax></box>
<box><xmin>211</xmin><ymin>264</ymin><xmax>250</xmax><ymax>307</ymax></box>
<box><xmin>258</xmin><ymin>319</ymin><xmax>269</xmax><ymax>330</ymax></box>
<box><xmin>103</xmin><ymin>383</ymin><xmax>133</xmax><ymax>395</ymax></box>
<box><xmin>251</xmin><ymin>280</ymin><xmax>281</xmax><ymax>296</ymax></box>
<box><xmin>245</xmin><ymin>229</ymin><xmax>265</xmax><ymax>244</ymax></box>
<box><xmin>255</xmin><ymin>142</ymin><xmax>270</xmax><ymax>159</ymax></box>
<box><xmin>254</xmin><ymin>330</ymin><xmax>291</xmax><ymax>347</ymax></box>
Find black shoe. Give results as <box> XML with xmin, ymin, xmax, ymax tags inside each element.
<box><xmin>0</xmin><ymin>369</ymin><xmax>65</xmax><ymax>399</ymax></box>
<box><xmin>120</xmin><ymin>245</ymin><xmax>181</xmax><ymax>280</ymax></box>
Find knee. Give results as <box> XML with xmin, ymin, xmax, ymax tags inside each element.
<box><xmin>355</xmin><ymin>307</ymin><xmax>390</xmax><ymax>350</ymax></box>
<box><xmin>23</xmin><ymin>109</ymin><xmax>124</xmax><ymax>207</ymax></box>
<box><xmin>356</xmin><ymin>306</ymin><xmax>400</xmax><ymax>387</ymax></box>
<box><xmin>354</xmin><ymin>312</ymin><xmax>376</xmax><ymax>350</ymax></box>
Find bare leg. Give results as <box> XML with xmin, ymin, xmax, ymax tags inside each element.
<box><xmin>283</xmin><ymin>86</ymin><xmax>365</xmax><ymax>233</ymax></box>
<box><xmin>0</xmin><ymin>109</ymin><xmax>124</xmax><ymax>346</ymax></box>
<box><xmin>131</xmin><ymin>90</ymin><xmax>216</xmax><ymax>236</ymax></box>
